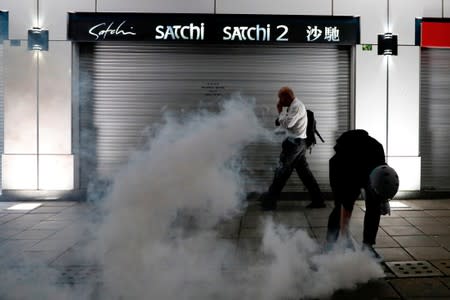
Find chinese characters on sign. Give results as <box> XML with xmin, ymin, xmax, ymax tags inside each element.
<box><xmin>306</xmin><ymin>25</ymin><xmax>340</xmax><ymax>42</ymax></box>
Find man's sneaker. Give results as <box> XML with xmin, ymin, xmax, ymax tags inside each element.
<box><xmin>362</xmin><ymin>243</ymin><xmax>384</xmax><ymax>262</ymax></box>
<box><xmin>305</xmin><ymin>202</ymin><xmax>326</xmax><ymax>209</ymax></box>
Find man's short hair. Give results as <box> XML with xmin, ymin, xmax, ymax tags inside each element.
<box><xmin>278</xmin><ymin>86</ymin><xmax>295</xmax><ymax>100</ymax></box>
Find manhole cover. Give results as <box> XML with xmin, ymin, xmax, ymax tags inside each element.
<box><xmin>386</xmin><ymin>261</ymin><xmax>443</xmax><ymax>278</ymax></box>
<box><xmin>430</xmin><ymin>260</ymin><xmax>450</xmax><ymax>276</ymax></box>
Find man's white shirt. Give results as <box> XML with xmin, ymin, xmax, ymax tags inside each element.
<box><xmin>278</xmin><ymin>97</ymin><xmax>308</xmax><ymax>139</ymax></box>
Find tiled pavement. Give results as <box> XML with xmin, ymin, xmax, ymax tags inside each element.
<box><xmin>1</xmin><ymin>199</ymin><xmax>450</xmax><ymax>299</ymax></box>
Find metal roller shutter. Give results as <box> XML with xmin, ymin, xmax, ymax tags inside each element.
<box><xmin>420</xmin><ymin>48</ymin><xmax>450</xmax><ymax>191</ymax></box>
<box><xmin>78</xmin><ymin>43</ymin><xmax>351</xmax><ymax>192</ymax></box>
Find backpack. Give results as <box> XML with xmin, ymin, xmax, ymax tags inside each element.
<box><xmin>305</xmin><ymin>109</ymin><xmax>325</xmax><ymax>152</ymax></box>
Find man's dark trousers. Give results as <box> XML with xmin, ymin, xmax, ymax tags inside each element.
<box><xmin>326</xmin><ymin>154</ymin><xmax>381</xmax><ymax>246</ymax></box>
<box><xmin>262</xmin><ymin>137</ymin><xmax>323</xmax><ymax>208</ymax></box>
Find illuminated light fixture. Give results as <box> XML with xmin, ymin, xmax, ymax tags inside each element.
<box><xmin>377</xmin><ymin>32</ymin><xmax>398</xmax><ymax>56</ymax></box>
<box><xmin>27</xmin><ymin>27</ymin><xmax>48</xmax><ymax>51</ymax></box>
<box><xmin>7</xmin><ymin>203</ymin><xmax>42</xmax><ymax>211</ymax></box>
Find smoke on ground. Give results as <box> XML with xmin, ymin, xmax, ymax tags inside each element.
<box><xmin>92</xmin><ymin>96</ymin><xmax>384</xmax><ymax>299</ymax></box>
<box><xmin>0</xmin><ymin>96</ymin><xmax>384</xmax><ymax>299</ymax></box>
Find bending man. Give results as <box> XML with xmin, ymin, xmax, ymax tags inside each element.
<box><xmin>326</xmin><ymin>129</ymin><xmax>399</xmax><ymax>254</ymax></box>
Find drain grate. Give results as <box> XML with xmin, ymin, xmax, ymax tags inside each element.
<box><xmin>386</xmin><ymin>261</ymin><xmax>443</xmax><ymax>278</ymax></box>
<box><xmin>430</xmin><ymin>260</ymin><xmax>450</xmax><ymax>276</ymax></box>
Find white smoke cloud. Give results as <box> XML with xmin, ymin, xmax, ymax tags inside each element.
<box><xmin>259</xmin><ymin>220</ymin><xmax>385</xmax><ymax>300</ymax></box>
<box><xmin>92</xmin><ymin>96</ymin><xmax>384</xmax><ymax>299</ymax></box>
<box><xmin>0</xmin><ymin>96</ymin><xmax>384</xmax><ymax>299</ymax></box>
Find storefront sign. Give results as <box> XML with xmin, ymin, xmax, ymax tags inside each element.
<box><xmin>0</xmin><ymin>11</ymin><xmax>8</xmax><ymax>42</ymax></box>
<box><xmin>68</xmin><ymin>13</ymin><xmax>360</xmax><ymax>45</ymax></box>
<box><xmin>417</xmin><ymin>18</ymin><xmax>450</xmax><ymax>48</ymax></box>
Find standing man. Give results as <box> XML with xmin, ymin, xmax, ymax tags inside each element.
<box><xmin>326</xmin><ymin>129</ymin><xmax>399</xmax><ymax>255</ymax></box>
<box><xmin>260</xmin><ymin>86</ymin><xmax>325</xmax><ymax>210</ymax></box>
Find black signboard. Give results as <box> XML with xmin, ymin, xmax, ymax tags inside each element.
<box><xmin>68</xmin><ymin>13</ymin><xmax>360</xmax><ymax>45</ymax></box>
<box><xmin>0</xmin><ymin>11</ymin><xmax>8</xmax><ymax>42</ymax></box>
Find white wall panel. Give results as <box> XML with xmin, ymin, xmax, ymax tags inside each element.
<box><xmin>39</xmin><ymin>155</ymin><xmax>74</xmax><ymax>189</ymax></box>
<box><xmin>39</xmin><ymin>41</ymin><xmax>72</xmax><ymax>154</ymax></box>
<box><xmin>390</xmin><ymin>0</ymin><xmax>441</xmax><ymax>45</ymax></box>
<box><xmin>388</xmin><ymin>156</ymin><xmax>420</xmax><ymax>191</ymax></box>
<box><xmin>355</xmin><ymin>45</ymin><xmax>387</xmax><ymax>151</ymax></box>
<box><xmin>388</xmin><ymin>46</ymin><xmax>419</xmax><ymax>156</ymax></box>
<box><xmin>334</xmin><ymin>0</ymin><xmax>387</xmax><ymax>44</ymax></box>
<box><xmin>40</xmin><ymin>0</ymin><xmax>95</xmax><ymax>41</ymax></box>
<box><xmin>97</xmin><ymin>0</ymin><xmax>214</xmax><ymax>13</ymax></box>
<box><xmin>216</xmin><ymin>0</ymin><xmax>332</xmax><ymax>15</ymax></box>
<box><xmin>4</xmin><ymin>42</ymin><xmax>37</xmax><ymax>153</ymax></box>
<box><xmin>445</xmin><ymin>0</ymin><xmax>450</xmax><ymax>17</ymax></box>
<box><xmin>1</xmin><ymin>0</ymin><xmax>36</xmax><ymax>40</ymax></box>
<box><xmin>2</xmin><ymin>155</ymin><xmax>37</xmax><ymax>189</ymax></box>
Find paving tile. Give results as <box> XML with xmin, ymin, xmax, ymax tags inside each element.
<box><xmin>241</xmin><ymin>214</ymin><xmax>266</xmax><ymax>228</ymax></box>
<box><xmin>0</xmin><ymin>240</ymin><xmax>40</xmax><ymax>255</ymax></box>
<box><xmin>425</xmin><ymin>210</ymin><xmax>450</xmax><ymax>217</ymax></box>
<box><xmin>0</xmin><ymin>214</ymin><xmax>24</xmax><ymax>224</ymax></box>
<box><xmin>404</xmin><ymin>217</ymin><xmax>443</xmax><ymax>226</ymax></box>
<box><xmin>330</xmin><ymin>279</ymin><xmax>400</xmax><ymax>299</ymax></box>
<box><xmin>41</xmin><ymin>201</ymin><xmax>77</xmax><ymax>207</ymax></box>
<box><xmin>393</xmin><ymin>210</ymin><xmax>431</xmax><ymax>217</ymax></box>
<box><xmin>276</xmin><ymin>201</ymin><xmax>308</xmax><ymax>212</ymax></box>
<box><xmin>432</xmin><ymin>235</ymin><xmax>450</xmax><ymax>250</ymax></box>
<box><xmin>310</xmin><ymin>227</ymin><xmax>328</xmax><ymax>239</ymax></box>
<box><xmin>50</xmin><ymin>227</ymin><xmax>88</xmax><ymax>241</ymax></box>
<box><xmin>21</xmin><ymin>251</ymin><xmax>61</xmax><ymax>265</ymax></box>
<box><xmin>375</xmin><ymin>248</ymin><xmax>414</xmax><ymax>261</ymax></box>
<box><xmin>441</xmin><ymin>277</ymin><xmax>450</xmax><ymax>289</ymax></box>
<box><xmin>11</xmin><ymin>229</ymin><xmax>57</xmax><ymax>240</ymax></box>
<box><xmin>382</xmin><ymin>226</ymin><xmax>424</xmax><ymax>236</ymax></box>
<box><xmin>405</xmin><ymin>246</ymin><xmax>450</xmax><ymax>260</ymax></box>
<box><xmin>304</xmin><ymin>208</ymin><xmax>333</xmax><ymax>219</ymax></box>
<box><xmin>50</xmin><ymin>247</ymin><xmax>99</xmax><ymax>267</ymax></box>
<box><xmin>393</xmin><ymin>235</ymin><xmax>440</xmax><ymax>247</ymax></box>
<box><xmin>237</xmin><ymin>238</ymin><xmax>262</xmax><ymax>251</ymax></box>
<box><xmin>375</xmin><ymin>236</ymin><xmax>401</xmax><ymax>248</ymax></box>
<box><xmin>415</xmin><ymin>224</ymin><xmax>450</xmax><ymax>235</ymax></box>
<box><xmin>429</xmin><ymin>260</ymin><xmax>450</xmax><ymax>276</ymax></box>
<box><xmin>215</xmin><ymin>219</ymin><xmax>240</xmax><ymax>238</ymax></box>
<box><xmin>408</xmin><ymin>200</ymin><xmax>450</xmax><ymax>210</ymax></box>
<box><xmin>305</xmin><ymin>216</ymin><xmax>329</xmax><ymax>227</ymax></box>
<box><xmin>29</xmin><ymin>206</ymin><xmax>67</xmax><ymax>214</ymax></box>
<box><xmin>0</xmin><ymin>228</ymin><xmax>23</xmax><ymax>239</ymax></box>
<box><xmin>0</xmin><ymin>202</ymin><xmax>20</xmax><ymax>210</ymax></box>
<box><xmin>239</xmin><ymin>227</ymin><xmax>265</xmax><ymax>239</ymax></box>
<box><xmin>31</xmin><ymin>220</ymin><xmax>70</xmax><ymax>230</ymax></box>
<box><xmin>30</xmin><ymin>238</ymin><xmax>77</xmax><ymax>252</ymax></box>
<box><xmin>380</xmin><ymin>217</ymin><xmax>410</xmax><ymax>226</ymax></box>
<box><xmin>273</xmin><ymin>212</ymin><xmax>309</xmax><ymax>227</ymax></box>
<box><xmin>436</xmin><ymin>217</ymin><xmax>450</xmax><ymax>225</ymax></box>
<box><xmin>389</xmin><ymin>278</ymin><xmax>450</xmax><ymax>298</ymax></box>
<box><xmin>46</xmin><ymin>212</ymin><xmax>85</xmax><ymax>221</ymax></box>
<box><xmin>1</xmin><ymin>214</ymin><xmax>55</xmax><ymax>229</ymax></box>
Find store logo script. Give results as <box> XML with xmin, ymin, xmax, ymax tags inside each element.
<box><xmin>89</xmin><ymin>20</ymin><xmax>137</xmax><ymax>40</ymax></box>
